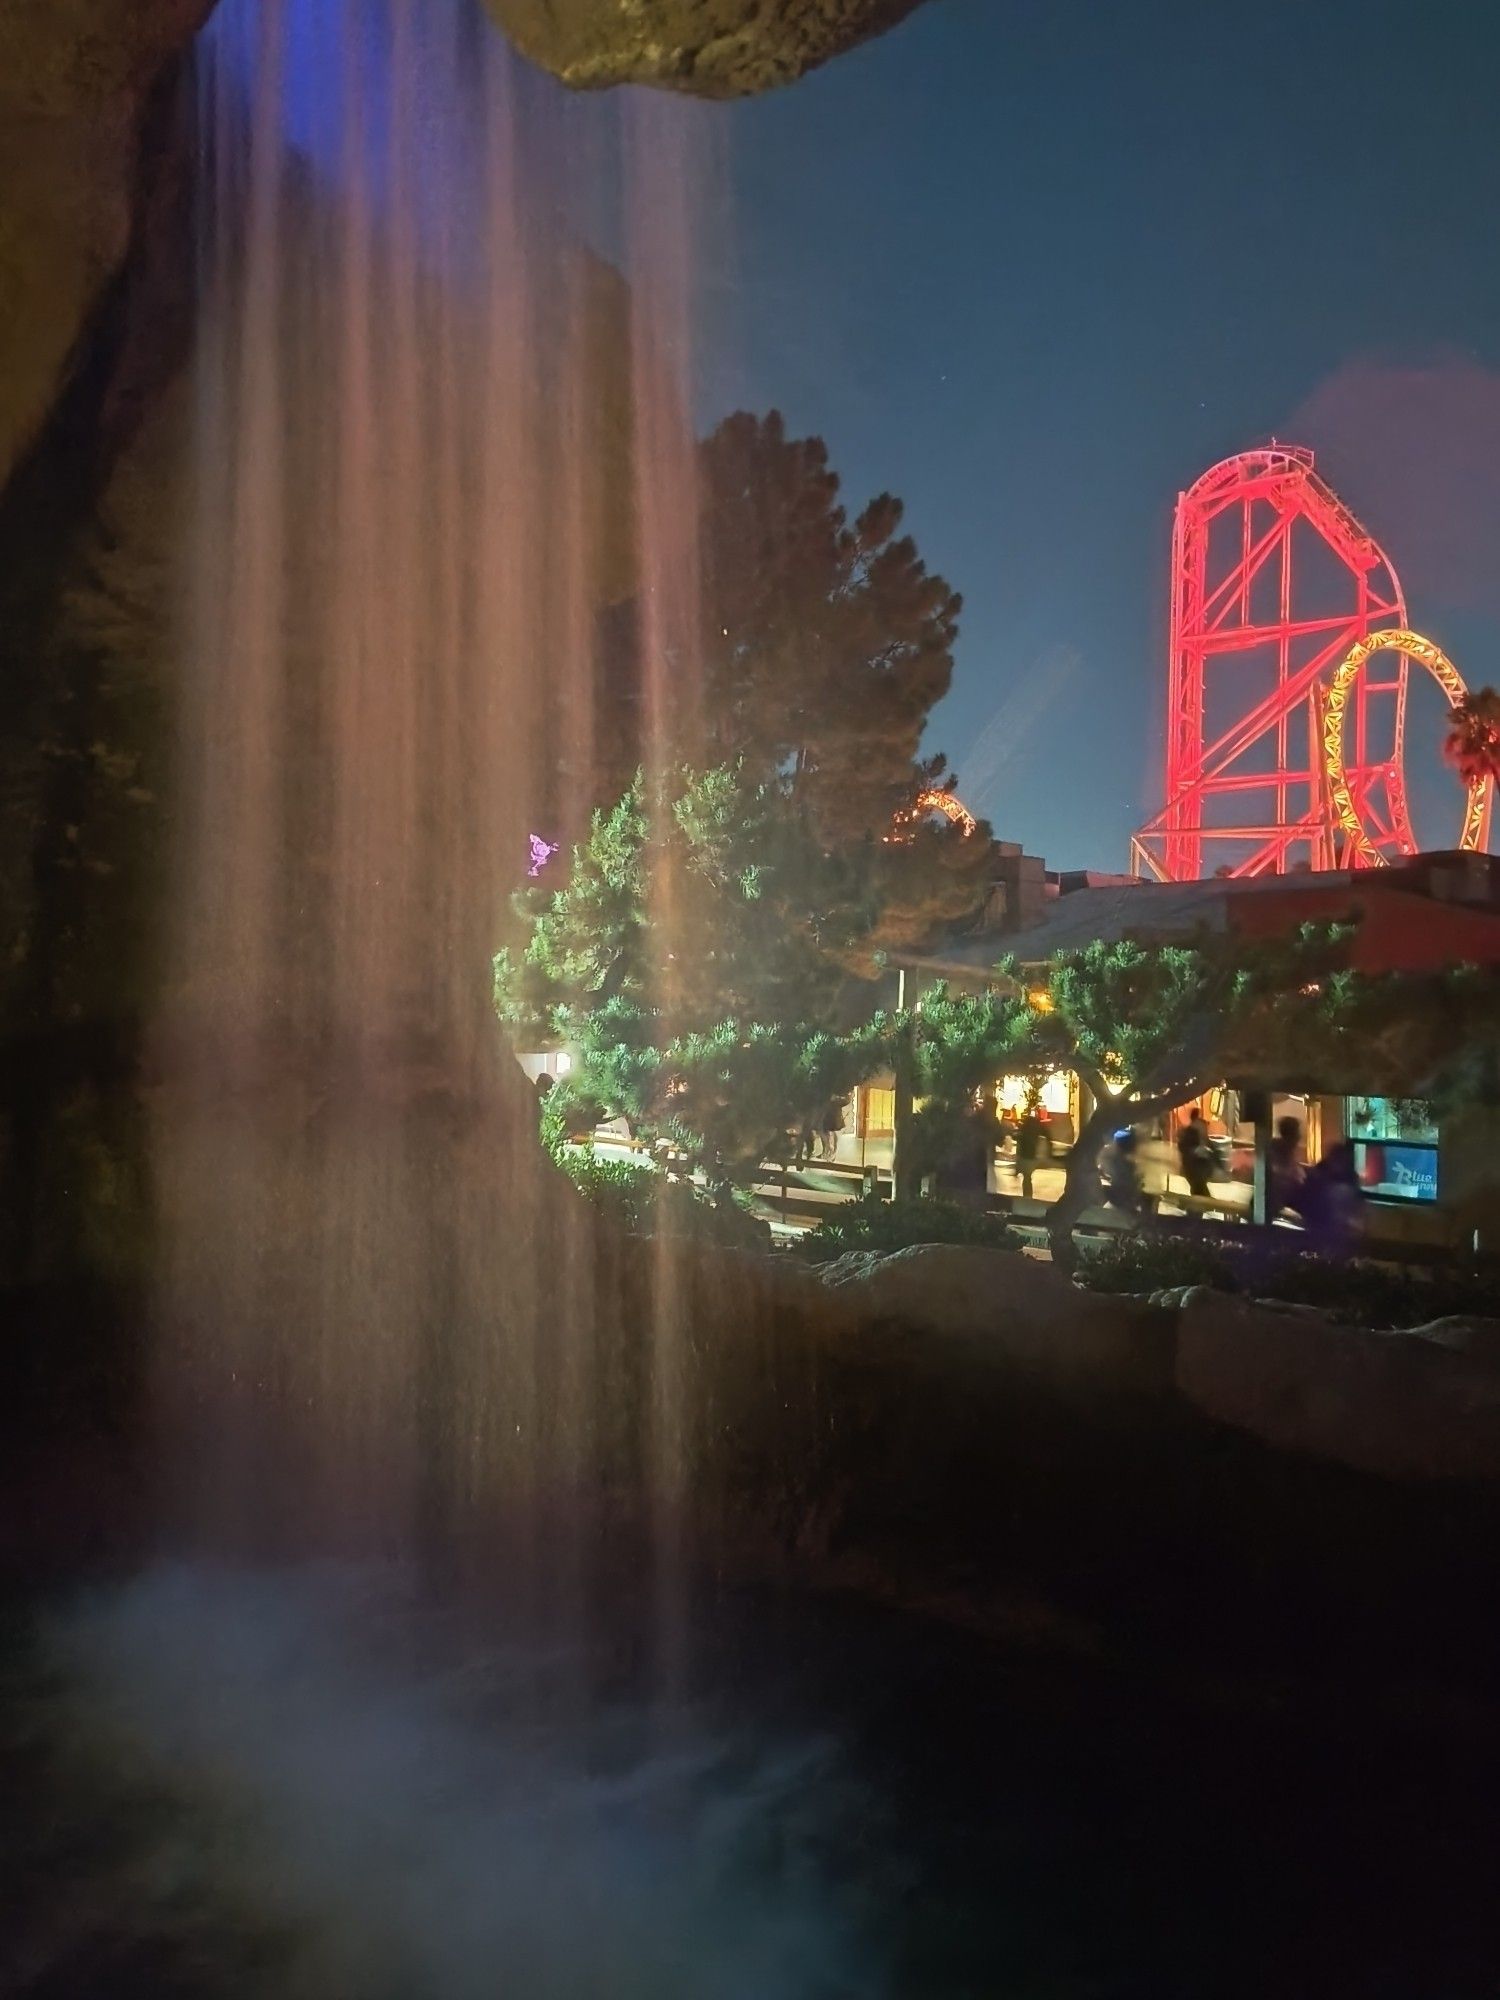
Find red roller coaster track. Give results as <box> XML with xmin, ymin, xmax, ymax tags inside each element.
<box><xmin>1132</xmin><ymin>447</ymin><xmax>1416</xmax><ymax>880</ymax></box>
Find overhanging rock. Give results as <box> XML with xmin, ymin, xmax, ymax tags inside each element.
<box><xmin>484</xmin><ymin>0</ymin><xmax>930</xmax><ymax>96</ymax></box>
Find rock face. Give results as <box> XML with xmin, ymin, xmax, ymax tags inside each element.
<box><xmin>1</xmin><ymin>0</ymin><xmax>923</xmax><ymax>494</ymax></box>
<box><xmin>485</xmin><ymin>0</ymin><xmax>929</xmax><ymax>95</ymax></box>
<box><xmin>1175</xmin><ymin>1291</ymin><xmax>1500</xmax><ymax>1481</ymax></box>
<box><xmin>0</xmin><ymin>31</ymin><xmax>200</xmax><ymax>1317</ymax></box>
<box><xmin>0</xmin><ymin>0</ymin><xmax>214</xmax><ymax>492</ymax></box>
<box><xmin>815</xmin><ymin>1246</ymin><xmax>1500</xmax><ymax>1483</ymax></box>
<box><xmin>819</xmin><ymin>1244</ymin><xmax>1175</xmax><ymax>1393</ymax></box>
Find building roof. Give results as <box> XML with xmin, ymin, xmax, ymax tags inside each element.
<box><xmin>907</xmin><ymin>873</ymin><xmax>1306</xmax><ymax>977</ymax></box>
<box><xmin>905</xmin><ymin>853</ymin><xmax>1500</xmax><ymax>981</ymax></box>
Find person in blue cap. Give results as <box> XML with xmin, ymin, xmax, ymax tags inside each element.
<box><xmin>1102</xmin><ymin>1126</ymin><xmax>1145</xmax><ymax>1215</ymax></box>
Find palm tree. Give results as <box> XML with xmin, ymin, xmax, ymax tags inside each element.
<box><xmin>1443</xmin><ymin>687</ymin><xmax>1500</xmax><ymax>786</ymax></box>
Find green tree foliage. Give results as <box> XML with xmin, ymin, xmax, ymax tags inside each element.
<box><xmin>495</xmin><ymin>766</ymin><xmax>863</xmax><ymax>1047</ymax></box>
<box><xmin>857</xmin><ymin>809</ymin><xmax>998</xmax><ymax>969</ymax></box>
<box><xmin>797</xmin><ymin>1191</ymin><xmax>1021</xmax><ymax>1264</ymax></box>
<box><xmin>1310</xmin><ymin>959</ymin><xmax>1500</xmax><ymax>1114</ymax></box>
<box><xmin>495</xmin><ymin>783</ymin><xmax>650</xmax><ymax>1042</ymax></box>
<box><xmin>534</xmin><ymin>1015</ymin><xmax>892</xmax><ymax>1195</ymax></box>
<box><xmin>877</xmin><ymin>982</ymin><xmax>1052</xmax><ymax>1189</ymax></box>
<box><xmin>691</xmin><ymin>410</ymin><xmax>995</xmax><ymax>959</ymax></box>
<box><xmin>1034</xmin><ymin>932</ymin><xmax>1360</xmax><ymax>1266</ymax></box>
<box><xmin>553</xmin><ymin>1146</ymin><xmax>771</xmax><ymax>1251</ymax></box>
<box><xmin>599</xmin><ymin>1018</ymin><xmax>890</xmax><ymax>1190</ymax></box>
<box><xmin>903</xmin><ymin>930</ymin><xmax>1357</xmax><ymax>1268</ymax></box>
<box><xmin>906</xmin><ymin>983</ymin><xmax>1055</xmax><ymax>1103</ymax></box>
<box><xmin>905</xmin><ymin>935</ymin><xmax>1500</xmax><ymax>1269</ymax></box>
<box><xmin>698</xmin><ymin>410</ymin><xmax>962</xmax><ymax>844</ymax></box>
<box><xmin>495</xmin><ymin>765</ymin><xmax>895</xmax><ymax>1187</ymax></box>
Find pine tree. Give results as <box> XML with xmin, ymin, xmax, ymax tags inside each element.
<box><xmin>495</xmin><ymin>765</ymin><xmax>898</xmax><ymax>1182</ymax></box>
<box><xmin>587</xmin><ymin>412</ymin><xmax>993</xmax><ymax>960</ymax></box>
<box><xmin>698</xmin><ymin>410</ymin><xmax>963</xmax><ymax>847</ymax></box>
<box><xmin>495</xmin><ymin>765</ymin><xmax>869</xmax><ymax>1048</ymax></box>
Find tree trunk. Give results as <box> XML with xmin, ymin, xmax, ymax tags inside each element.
<box><xmin>1046</xmin><ymin>1072</ymin><xmax>1209</xmax><ymax>1275</ymax></box>
<box><xmin>1047</xmin><ymin>1104</ymin><xmax>1113</xmax><ymax>1275</ymax></box>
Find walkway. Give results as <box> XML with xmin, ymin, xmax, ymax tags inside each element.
<box><xmin>583</xmin><ymin>1130</ymin><xmax>1255</xmax><ymax>1242</ymax></box>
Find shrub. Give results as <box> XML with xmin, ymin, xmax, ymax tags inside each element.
<box><xmin>556</xmin><ymin>1148</ymin><xmax>771</xmax><ymax>1252</ymax></box>
<box><xmin>1254</xmin><ymin>1252</ymin><xmax>1500</xmax><ymax>1329</ymax></box>
<box><xmin>1075</xmin><ymin>1234</ymin><xmax>1241</xmax><ymax>1298</ymax></box>
<box><xmin>651</xmin><ymin>1178</ymin><xmax>773</xmax><ymax>1252</ymax></box>
<box><xmin>1076</xmin><ymin>1231</ymin><xmax>1500</xmax><ymax>1329</ymax></box>
<box><xmin>796</xmin><ymin>1193</ymin><xmax>1021</xmax><ymax>1265</ymax></box>
<box><xmin>538</xmin><ymin>1079</ymin><xmax>612</xmax><ymax>1161</ymax></box>
<box><xmin>556</xmin><ymin>1149</ymin><xmax>658</xmax><ymax>1224</ymax></box>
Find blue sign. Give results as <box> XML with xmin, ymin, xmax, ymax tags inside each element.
<box><xmin>1360</xmin><ymin>1141</ymin><xmax>1439</xmax><ymax>1203</ymax></box>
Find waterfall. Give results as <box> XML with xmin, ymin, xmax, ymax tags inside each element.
<box><xmin>153</xmin><ymin>0</ymin><xmax>707</xmax><ymax>1558</ymax></box>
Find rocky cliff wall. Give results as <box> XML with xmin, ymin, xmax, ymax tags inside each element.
<box><xmin>486</xmin><ymin>0</ymin><xmax>927</xmax><ymax>94</ymax></box>
<box><xmin>0</xmin><ymin>0</ymin><xmax>932</xmax><ymax>498</ymax></box>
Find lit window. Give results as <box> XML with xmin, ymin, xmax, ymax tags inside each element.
<box><xmin>1344</xmin><ymin>1096</ymin><xmax>1438</xmax><ymax>1203</ymax></box>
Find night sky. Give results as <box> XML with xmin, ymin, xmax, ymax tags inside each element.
<box><xmin>701</xmin><ymin>0</ymin><xmax>1500</xmax><ymax>870</ymax></box>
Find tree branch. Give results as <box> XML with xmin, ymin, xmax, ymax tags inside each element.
<box><xmin>1123</xmin><ymin>1076</ymin><xmax>1211</xmax><ymax>1124</ymax></box>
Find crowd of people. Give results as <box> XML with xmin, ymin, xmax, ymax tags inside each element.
<box><xmin>1099</xmin><ymin>1109</ymin><xmax>1364</xmax><ymax>1250</ymax></box>
<box><xmin>800</xmin><ymin>1089</ymin><xmax>1365</xmax><ymax>1252</ymax></box>
<box><xmin>1268</xmin><ymin>1114</ymin><xmax>1364</xmax><ymax>1249</ymax></box>
<box><xmin>796</xmin><ymin>1097</ymin><xmax>849</xmax><ymax>1164</ymax></box>
<box><xmin>555</xmin><ymin>1058</ymin><xmax>1366</xmax><ymax>1253</ymax></box>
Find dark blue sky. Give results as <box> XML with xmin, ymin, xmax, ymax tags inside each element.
<box><xmin>699</xmin><ymin>0</ymin><xmax>1500</xmax><ymax>869</ymax></box>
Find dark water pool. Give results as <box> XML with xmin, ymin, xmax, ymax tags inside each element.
<box><xmin>3</xmin><ymin>1563</ymin><xmax>1497</xmax><ymax>1998</ymax></box>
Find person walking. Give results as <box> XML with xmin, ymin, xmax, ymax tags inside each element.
<box><xmin>1267</xmin><ymin>1115</ymin><xmax>1305</xmax><ymax>1220</ymax></box>
<box><xmin>1102</xmin><ymin>1127</ymin><xmax>1146</xmax><ymax>1216</ymax></box>
<box><xmin>944</xmin><ymin>1093</ymin><xmax>999</xmax><ymax>1211</ymax></box>
<box><xmin>819</xmin><ymin>1094</ymin><xmax>846</xmax><ymax>1162</ymax></box>
<box><xmin>1175</xmin><ymin>1108</ymin><xmax>1214</xmax><ymax>1201</ymax></box>
<box><xmin>1014</xmin><ymin>1107</ymin><xmax>1044</xmax><ymax>1200</ymax></box>
<box><xmin>1300</xmin><ymin>1138</ymin><xmax>1364</xmax><ymax>1252</ymax></box>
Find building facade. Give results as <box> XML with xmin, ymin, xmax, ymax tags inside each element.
<box><xmin>867</xmin><ymin>850</ymin><xmax>1500</xmax><ymax>1249</ymax></box>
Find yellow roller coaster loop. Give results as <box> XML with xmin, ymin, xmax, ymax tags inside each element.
<box><xmin>896</xmin><ymin>788</ymin><xmax>978</xmax><ymax>837</ymax></box>
<box><xmin>1324</xmin><ymin>628</ymin><xmax>1491</xmax><ymax>864</ymax></box>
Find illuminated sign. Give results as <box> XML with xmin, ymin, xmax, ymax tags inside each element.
<box><xmin>1353</xmin><ymin>1140</ymin><xmax>1439</xmax><ymax>1204</ymax></box>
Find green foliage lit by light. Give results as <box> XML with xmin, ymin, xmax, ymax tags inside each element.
<box><xmin>496</xmin><ymin>764</ymin><xmax>904</xmax><ymax>1186</ymax></box>
<box><xmin>554</xmin><ymin>1144</ymin><xmax>770</xmax><ymax>1251</ymax></box>
<box><xmin>796</xmin><ymin>1191</ymin><xmax>1022</xmax><ymax>1264</ymax></box>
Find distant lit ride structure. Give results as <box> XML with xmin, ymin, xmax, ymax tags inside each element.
<box><xmin>1324</xmin><ymin>629</ymin><xmax>1491</xmax><ymax>862</ymax></box>
<box><xmin>891</xmin><ymin>788</ymin><xmax>979</xmax><ymax>839</ymax></box>
<box><xmin>1131</xmin><ymin>446</ymin><xmax>1493</xmax><ymax>880</ymax></box>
